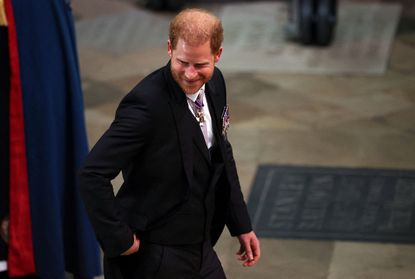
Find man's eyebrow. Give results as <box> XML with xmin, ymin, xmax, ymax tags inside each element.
<box><xmin>195</xmin><ymin>62</ymin><xmax>210</xmax><ymax>66</ymax></box>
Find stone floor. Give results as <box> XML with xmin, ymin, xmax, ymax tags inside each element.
<box><xmin>72</xmin><ymin>0</ymin><xmax>415</xmax><ymax>278</ymax></box>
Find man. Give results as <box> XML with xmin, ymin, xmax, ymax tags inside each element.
<box><xmin>79</xmin><ymin>8</ymin><xmax>260</xmax><ymax>279</ymax></box>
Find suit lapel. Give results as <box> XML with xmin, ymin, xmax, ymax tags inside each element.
<box><xmin>205</xmin><ymin>74</ymin><xmax>231</xmax><ymax>169</ymax></box>
<box><xmin>164</xmin><ymin>64</ymin><xmax>194</xmax><ymax>197</ymax></box>
<box><xmin>163</xmin><ymin>63</ymin><xmax>211</xmax><ymax>195</ymax></box>
<box><xmin>205</xmin><ymin>80</ymin><xmax>223</xmax><ymax>144</ymax></box>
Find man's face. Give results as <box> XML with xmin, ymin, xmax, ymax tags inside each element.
<box><xmin>168</xmin><ymin>38</ymin><xmax>222</xmax><ymax>95</ymax></box>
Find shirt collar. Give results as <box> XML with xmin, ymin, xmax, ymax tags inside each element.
<box><xmin>186</xmin><ymin>84</ymin><xmax>205</xmax><ymax>102</ymax></box>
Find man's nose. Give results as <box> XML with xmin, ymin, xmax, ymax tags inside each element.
<box><xmin>185</xmin><ymin>66</ymin><xmax>197</xmax><ymax>80</ymax></box>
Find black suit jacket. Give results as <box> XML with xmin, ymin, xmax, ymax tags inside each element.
<box><xmin>79</xmin><ymin>62</ymin><xmax>252</xmax><ymax>259</ymax></box>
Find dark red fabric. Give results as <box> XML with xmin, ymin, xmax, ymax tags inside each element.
<box><xmin>4</xmin><ymin>0</ymin><xmax>36</xmax><ymax>276</ymax></box>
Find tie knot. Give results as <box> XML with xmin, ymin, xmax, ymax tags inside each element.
<box><xmin>194</xmin><ymin>92</ymin><xmax>204</xmax><ymax>109</ymax></box>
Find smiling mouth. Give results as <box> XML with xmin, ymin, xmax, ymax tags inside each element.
<box><xmin>184</xmin><ymin>81</ymin><xmax>199</xmax><ymax>87</ymax></box>
<box><xmin>184</xmin><ymin>78</ymin><xmax>199</xmax><ymax>82</ymax></box>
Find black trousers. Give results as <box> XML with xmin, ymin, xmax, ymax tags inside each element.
<box><xmin>105</xmin><ymin>240</ymin><xmax>227</xmax><ymax>279</ymax></box>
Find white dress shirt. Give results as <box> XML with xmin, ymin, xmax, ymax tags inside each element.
<box><xmin>186</xmin><ymin>85</ymin><xmax>214</xmax><ymax>149</ymax></box>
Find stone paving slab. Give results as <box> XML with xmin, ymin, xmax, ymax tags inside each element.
<box><xmin>225</xmin><ymin>238</ymin><xmax>334</xmax><ymax>279</ymax></box>
<box><xmin>78</xmin><ymin>46</ymin><xmax>167</xmax><ymax>81</ymax></box>
<box><xmin>76</xmin><ymin>9</ymin><xmax>171</xmax><ymax>53</ymax></box>
<box><xmin>73</xmin><ymin>1</ymin><xmax>415</xmax><ymax>279</ymax></box>
<box><xmin>72</xmin><ymin>0</ymin><xmax>135</xmax><ymax>19</ymax></box>
<box><xmin>218</xmin><ymin>2</ymin><xmax>401</xmax><ymax>74</ymax></box>
<box><xmin>76</xmin><ymin>1</ymin><xmax>401</xmax><ymax>75</ymax></box>
<box><xmin>327</xmin><ymin>242</ymin><xmax>415</xmax><ymax>279</ymax></box>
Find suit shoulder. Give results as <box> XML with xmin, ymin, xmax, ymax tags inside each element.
<box><xmin>121</xmin><ymin>66</ymin><xmax>168</xmax><ymax>104</ymax></box>
<box><xmin>213</xmin><ymin>66</ymin><xmax>226</xmax><ymax>85</ymax></box>
<box><xmin>213</xmin><ymin>66</ymin><xmax>224</xmax><ymax>79</ymax></box>
<box><xmin>211</xmin><ymin>66</ymin><xmax>227</xmax><ymax>95</ymax></box>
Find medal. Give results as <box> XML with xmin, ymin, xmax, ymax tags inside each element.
<box><xmin>222</xmin><ymin>105</ymin><xmax>230</xmax><ymax>139</ymax></box>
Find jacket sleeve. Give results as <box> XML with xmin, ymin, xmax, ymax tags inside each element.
<box><xmin>79</xmin><ymin>90</ymin><xmax>153</xmax><ymax>258</ymax></box>
<box><xmin>215</xmin><ymin>68</ymin><xmax>253</xmax><ymax>236</ymax></box>
<box><xmin>224</xmin><ymin>140</ymin><xmax>253</xmax><ymax>236</ymax></box>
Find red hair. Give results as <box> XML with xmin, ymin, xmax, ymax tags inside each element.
<box><xmin>169</xmin><ymin>8</ymin><xmax>223</xmax><ymax>54</ymax></box>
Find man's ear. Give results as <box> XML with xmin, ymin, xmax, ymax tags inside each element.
<box><xmin>214</xmin><ymin>47</ymin><xmax>223</xmax><ymax>63</ymax></box>
<box><xmin>167</xmin><ymin>40</ymin><xmax>173</xmax><ymax>58</ymax></box>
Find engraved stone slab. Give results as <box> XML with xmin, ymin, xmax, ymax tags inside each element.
<box><xmin>249</xmin><ymin>165</ymin><xmax>415</xmax><ymax>243</ymax></box>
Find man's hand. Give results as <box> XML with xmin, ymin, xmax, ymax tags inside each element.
<box><xmin>121</xmin><ymin>234</ymin><xmax>140</xmax><ymax>256</ymax></box>
<box><xmin>236</xmin><ymin>231</ymin><xmax>260</xmax><ymax>267</ymax></box>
